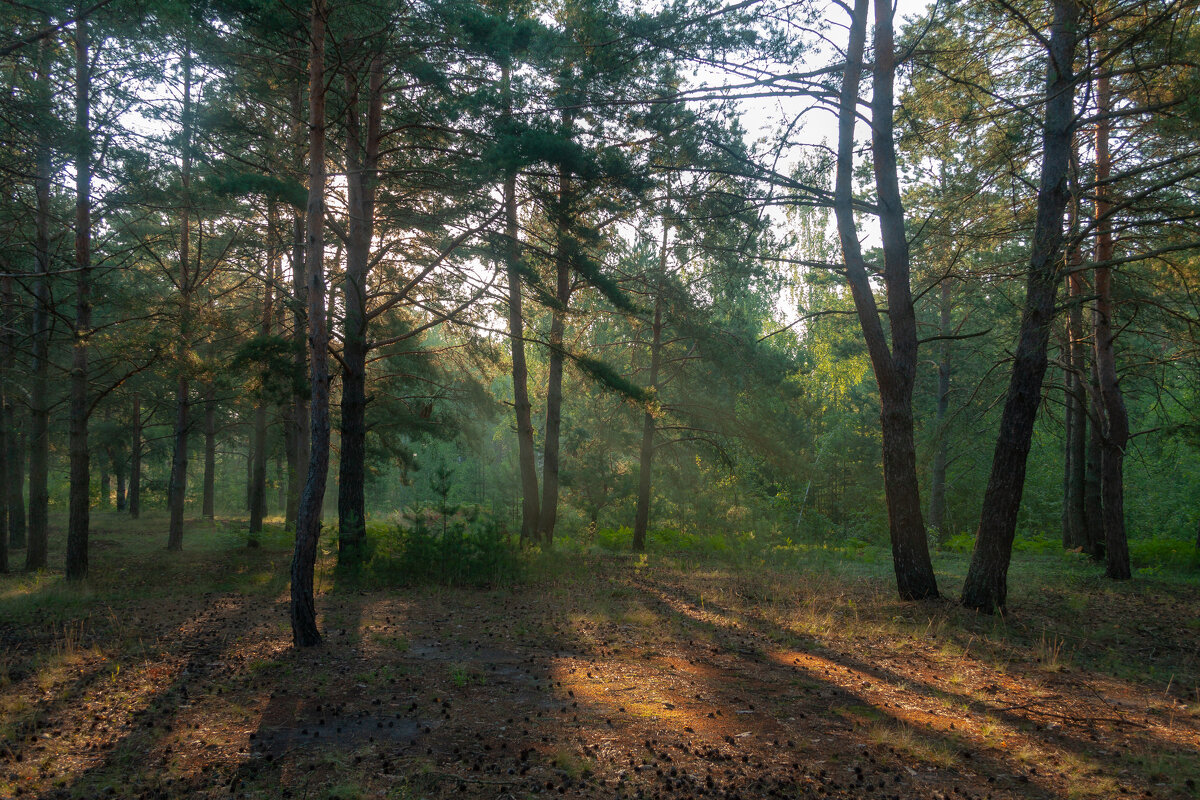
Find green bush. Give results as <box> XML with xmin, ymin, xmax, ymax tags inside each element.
<box><xmin>1130</xmin><ymin>536</ymin><xmax>1200</xmax><ymax>573</ymax></box>
<box><xmin>594</xmin><ymin>525</ymin><xmax>633</xmax><ymax>552</ymax></box>
<box><xmin>942</xmin><ymin>531</ymin><xmax>975</xmax><ymax>553</ymax></box>
<box><xmin>360</xmin><ymin>511</ymin><xmax>523</xmax><ymax>587</ymax></box>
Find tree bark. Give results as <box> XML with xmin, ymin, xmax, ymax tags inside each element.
<box><xmin>1063</xmin><ymin>255</ymin><xmax>1087</xmax><ymax>549</ymax></box>
<box><xmin>1091</xmin><ymin>55</ymin><xmax>1131</xmax><ymax>580</ymax></box>
<box><xmin>632</xmin><ymin>238</ymin><xmax>665</xmax><ymax>554</ymax></box>
<box><xmin>27</xmin><ymin>33</ymin><xmax>52</xmax><ymax>570</ymax></box>
<box><xmin>2</xmin><ymin>262</ymin><xmax>23</xmax><ymax>549</ymax></box>
<box><xmin>249</xmin><ymin>405</ymin><xmax>267</xmax><ymax>537</ymax></box>
<box><xmin>66</xmin><ymin>12</ymin><xmax>92</xmax><ymax>581</ymax></box>
<box><xmin>502</xmin><ymin>64</ymin><xmax>539</xmax><ymax>544</ymax></box>
<box><xmin>166</xmin><ymin>374</ymin><xmax>190</xmax><ymax>547</ymax></box>
<box><xmin>286</xmin><ymin>60</ymin><xmax>309</xmax><ymax>532</ymax></box>
<box><xmin>167</xmin><ymin>49</ymin><xmax>194</xmax><ymax>553</ymax></box>
<box><xmin>928</xmin><ymin>280</ymin><xmax>952</xmax><ymax>538</ymax></box>
<box><xmin>129</xmin><ymin>395</ymin><xmax>141</xmax><ymax>518</ymax></box>
<box><xmin>961</xmin><ymin>0</ymin><xmax>1080</xmax><ymax>613</ymax></box>
<box><xmin>8</xmin><ymin>422</ymin><xmax>25</xmax><ymax>548</ymax></box>
<box><xmin>202</xmin><ymin>384</ymin><xmax>215</xmax><ymax>518</ymax></box>
<box><xmin>114</xmin><ymin>452</ymin><xmax>125</xmax><ymax>512</ymax></box>
<box><xmin>1084</xmin><ymin>379</ymin><xmax>1105</xmax><ymax>558</ymax></box>
<box><xmin>245</xmin><ymin>443</ymin><xmax>253</xmax><ymax>512</ymax></box>
<box><xmin>0</xmin><ymin>394</ymin><xmax>7</xmax><ymax>573</ymax></box>
<box><xmin>250</xmin><ymin>226</ymin><xmax>276</xmax><ymax>541</ymax></box>
<box><xmin>291</xmin><ymin>0</ymin><xmax>328</xmax><ymax>648</ymax></box>
<box><xmin>337</xmin><ymin>54</ymin><xmax>382</xmax><ymax>564</ymax></box>
<box><xmin>538</xmin><ymin>110</ymin><xmax>574</xmax><ymax>546</ymax></box>
<box><xmin>833</xmin><ymin>0</ymin><xmax>938</xmax><ymax>600</ymax></box>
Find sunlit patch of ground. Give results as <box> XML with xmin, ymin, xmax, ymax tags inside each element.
<box><xmin>1</xmin><ymin>511</ymin><xmax>1198</xmax><ymax>799</ymax></box>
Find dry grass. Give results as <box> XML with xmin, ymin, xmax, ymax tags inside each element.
<box><xmin>0</xmin><ymin>511</ymin><xmax>1197</xmax><ymax>799</ymax></box>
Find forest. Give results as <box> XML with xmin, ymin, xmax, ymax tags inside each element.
<box><xmin>1</xmin><ymin>0</ymin><xmax>1199</xmax><ymax>798</ymax></box>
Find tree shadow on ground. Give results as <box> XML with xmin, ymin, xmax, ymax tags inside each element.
<box><xmin>5</xmin><ymin>544</ymin><xmax>1198</xmax><ymax>800</ymax></box>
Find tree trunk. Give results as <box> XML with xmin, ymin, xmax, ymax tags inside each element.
<box><xmin>167</xmin><ymin>369</ymin><xmax>189</xmax><ymax>549</ymax></box>
<box><xmin>246</xmin><ymin>443</ymin><xmax>253</xmax><ymax>512</ymax></box>
<box><xmin>283</xmin><ymin>400</ymin><xmax>298</xmax><ymax>524</ymax></box>
<box><xmin>167</xmin><ymin>49</ymin><xmax>194</xmax><ymax>553</ymax></box>
<box><xmin>1084</xmin><ymin>381</ymin><xmax>1105</xmax><ymax>558</ymax></box>
<box><xmin>538</xmin><ymin>115</ymin><xmax>573</xmax><ymax>546</ymax></box>
<box><xmin>291</xmin><ymin>0</ymin><xmax>328</xmax><ymax>647</ymax></box>
<box><xmin>286</xmin><ymin>62</ymin><xmax>308</xmax><ymax>532</ymax></box>
<box><xmin>250</xmin><ymin>238</ymin><xmax>276</xmax><ymax>541</ymax></box>
<box><xmin>1091</xmin><ymin>58</ymin><xmax>1131</xmax><ymax>580</ymax></box>
<box><xmin>502</xmin><ymin>65</ymin><xmax>539</xmax><ymax>544</ymax></box>
<box><xmin>1063</xmin><ymin>260</ymin><xmax>1087</xmax><ymax>549</ymax></box>
<box><xmin>337</xmin><ymin>55</ymin><xmax>381</xmax><ymax>564</ymax></box>
<box><xmin>202</xmin><ymin>384</ymin><xmax>215</xmax><ymax>518</ymax></box>
<box><xmin>114</xmin><ymin>454</ymin><xmax>126</xmax><ymax>512</ymax></box>
<box><xmin>27</xmin><ymin>33</ymin><xmax>52</xmax><ymax>570</ymax></box>
<box><xmin>66</xmin><ymin>12</ymin><xmax>92</xmax><ymax>582</ymax></box>
<box><xmin>8</xmin><ymin>423</ymin><xmax>25</xmax><ymax>548</ymax></box>
<box><xmin>2</xmin><ymin>265</ymin><xmax>23</xmax><ymax>549</ymax></box>
<box><xmin>249</xmin><ymin>401</ymin><xmax>267</xmax><ymax>539</ymax></box>
<box><xmin>632</xmin><ymin>272</ymin><xmax>664</xmax><ymax>554</ymax></box>
<box><xmin>100</xmin><ymin>463</ymin><xmax>110</xmax><ymax>508</ymax></box>
<box><xmin>833</xmin><ymin>0</ymin><xmax>937</xmax><ymax>600</ymax></box>
<box><xmin>961</xmin><ymin>0</ymin><xmax>1080</xmax><ymax>613</ymax></box>
<box><xmin>276</xmin><ymin>452</ymin><xmax>287</xmax><ymax>512</ymax></box>
<box><xmin>928</xmin><ymin>280</ymin><xmax>952</xmax><ymax>538</ymax></box>
<box><xmin>129</xmin><ymin>395</ymin><xmax>141</xmax><ymax>518</ymax></box>
<box><xmin>0</xmin><ymin>397</ymin><xmax>6</xmax><ymax>574</ymax></box>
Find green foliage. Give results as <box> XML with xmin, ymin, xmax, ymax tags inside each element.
<box><xmin>1129</xmin><ymin>537</ymin><xmax>1200</xmax><ymax>573</ymax></box>
<box><xmin>231</xmin><ymin>334</ymin><xmax>306</xmax><ymax>402</ymax></box>
<box><xmin>201</xmin><ymin>168</ymin><xmax>307</xmax><ymax>208</ymax></box>
<box><xmin>591</xmin><ymin>525</ymin><xmax>757</xmax><ymax>558</ymax></box>
<box><xmin>356</xmin><ymin>512</ymin><xmax>523</xmax><ymax>587</ymax></box>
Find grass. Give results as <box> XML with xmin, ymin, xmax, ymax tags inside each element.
<box><xmin>867</xmin><ymin>721</ymin><xmax>960</xmax><ymax>768</ymax></box>
<box><xmin>1</xmin><ymin>509</ymin><xmax>1197</xmax><ymax>800</ymax></box>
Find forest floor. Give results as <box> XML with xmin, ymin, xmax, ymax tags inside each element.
<box><xmin>1</xmin><ymin>513</ymin><xmax>1199</xmax><ymax>800</ymax></box>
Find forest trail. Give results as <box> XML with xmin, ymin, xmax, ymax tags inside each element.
<box><xmin>1</xmin><ymin>522</ymin><xmax>1198</xmax><ymax>799</ymax></box>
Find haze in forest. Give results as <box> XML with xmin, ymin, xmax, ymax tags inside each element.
<box><xmin>1</xmin><ymin>0</ymin><xmax>1199</xmax><ymax>795</ymax></box>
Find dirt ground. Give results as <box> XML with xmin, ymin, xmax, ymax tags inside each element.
<box><xmin>1</xmin><ymin>519</ymin><xmax>1199</xmax><ymax>800</ymax></box>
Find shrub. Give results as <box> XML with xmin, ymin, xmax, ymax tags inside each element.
<box><xmin>360</xmin><ymin>511</ymin><xmax>523</xmax><ymax>587</ymax></box>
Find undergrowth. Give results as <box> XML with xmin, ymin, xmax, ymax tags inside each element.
<box><xmin>346</xmin><ymin>512</ymin><xmax>523</xmax><ymax>588</ymax></box>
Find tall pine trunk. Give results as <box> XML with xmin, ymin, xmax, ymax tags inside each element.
<box><xmin>8</xmin><ymin>422</ymin><xmax>25</xmax><ymax>548</ymax></box>
<box><xmin>286</xmin><ymin>61</ymin><xmax>309</xmax><ymax>531</ymax></box>
<box><xmin>250</xmin><ymin>238</ymin><xmax>276</xmax><ymax>541</ymax></box>
<box><xmin>1063</xmin><ymin>258</ymin><xmax>1087</xmax><ymax>549</ymax></box>
<box><xmin>114</xmin><ymin>454</ymin><xmax>126</xmax><ymax>512</ymax></box>
<box><xmin>337</xmin><ymin>55</ymin><xmax>381</xmax><ymax>564</ymax></box>
<box><xmin>27</xmin><ymin>33</ymin><xmax>52</xmax><ymax>570</ymax></box>
<box><xmin>129</xmin><ymin>395</ymin><xmax>141</xmax><ymax>518</ymax></box>
<box><xmin>1084</xmin><ymin>379</ymin><xmax>1105</xmax><ymax>558</ymax></box>
<box><xmin>501</xmin><ymin>64</ymin><xmax>539</xmax><ymax>543</ymax></box>
<box><xmin>167</xmin><ymin>50</ymin><xmax>195</xmax><ymax>553</ymax></box>
<box><xmin>0</xmin><ymin>398</ymin><xmax>7</xmax><ymax>573</ymax></box>
<box><xmin>291</xmin><ymin>0</ymin><xmax>329</xmax><ymax>647</ymax></box>
<box><xmin>539</xmin><ymin>118</ymin><xmax>573</xmax><ymax>546</ymax></box>
<box><xmin>928</xmin><ymin>280</ymin><xmax>952</xmax><ymax>537</ymax></box>
<box><xmin>1091</xmin><ymin>56</ymin><xmax>1131</xmax><ymax>580</ymax></box>
<box><xmin>202</xmin><ymin>384</ymin><xmax>215</xmax><ymax>518</ymax></box>
<box><xmin>834</xmin><ymin>0</ymin><xmax>937</xmax><ymax>600</ymax></box>
<box><xmin>2</xmin><ymin>267</ymin><xmax>23</xmax><ymax>549</ymax></box>
<box><xmin>66</xmin><ymin>13</ymin><xmax>93</xmax><ymax>581</ymax></box>
<box><xmin>632</xmin><ymin>270</ymin><xmax>664</xmax><ymax>554</ymax></box>
<box><xmin>961</xmin><ymin>0</ymin><xmax>1080</xmax><ymax>612</ymax></box>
